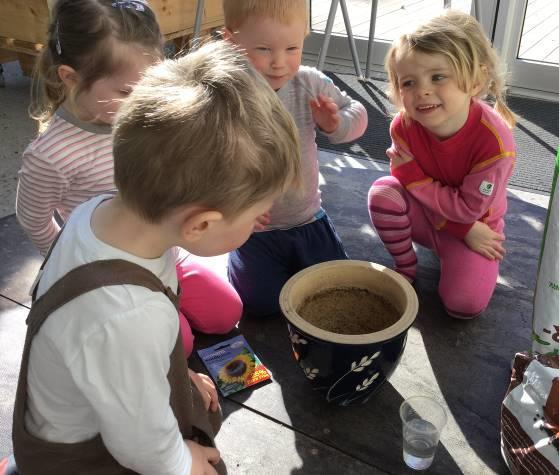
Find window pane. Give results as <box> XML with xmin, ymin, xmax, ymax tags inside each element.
<box><xmin>517</xmin><ymin>0</ymin><xmax>559</xmax><ymax>65</ymax></box>
<box><xmin>310</xmin><ymin>0</ymin><xmax>471</xmax><ymax>42</ymax></box>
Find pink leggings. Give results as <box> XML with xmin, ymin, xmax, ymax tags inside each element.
<box><xmin>368</xmin><ymin>176</ymin><xmax>499</xmax><ymax>318</ymax></box>
<box><xmin>176</xmin><ymin>255</ymin><xmax>242</xmax><ymax>356</ymax></box>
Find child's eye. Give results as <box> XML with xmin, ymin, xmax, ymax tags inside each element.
<box><xmin>119</xmin><ymin>89</ymin><xmax>132</xmax><ymax>96</ymax></box>
<box><xmin>287</xmin><ymin>46</ymin><xmax>300</xmax><ymax>53</ymax></box>
<box><xmin>432</xmin><ymin>74</ymin><xmax>445</xmax><ymax>81</ymax></box>
<box><xmin>401</xmin><ymin>80</ymin><xmax>414</xmax><ymax>88</ymax></box>
<box><xmin>256</xmin><ymin>47</ymin><xmax>271</xmax><ymax>53</ymax></box>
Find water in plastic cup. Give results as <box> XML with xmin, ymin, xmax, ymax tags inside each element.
<box><xmin>400</xmin><ymin>396</ymin><xmax>447</xmax><ymax>470</ymax></box>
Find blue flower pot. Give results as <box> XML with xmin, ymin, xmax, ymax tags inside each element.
<box><xmin>279</xmin><ymin>260</ymin><xmax>418</xmax><ymax>406</ymax></box>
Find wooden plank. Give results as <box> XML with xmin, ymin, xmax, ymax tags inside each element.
<box><xmin>310</xmin><ymin>0</ymin><xmax>472</xmax><ymax>42</ymax></box>
<box><xmin>520</xmin><ymin>33</ymin><xmax>559</xmax><ymax>63</ymax></box>
<box><xmin>518</xmin><ymin>5</ymin><xmax>559</xmax><ymax>60</ymax></box>
<box><xmin>161</xmin><ymin>20</ymin><xmax>224</xmax><ymax>41</ymax></box>
<box><xmin>0</xmin><ymin>0</ymin><xmax>50</xmax><ymax>44</ymax></box>
<box><xmin>0</xmin><ymin>37</ymin><xmax>43</xmax><ymax>56</ymax></box>
<box><xmin>546</xmin><ymin>45</ymin><xmax>559</xmax><ymax>64</ymax></box>
<box><xmin>151</xmin><ymin>0</ymin><xmax>223</xmax><ymax>38</ymax></box>
<box><xmin>17</xmin><ymin>52</ymin><xmax>37</xmax><ymax>76</ymax></box>
<box><xmin>0</xmin><ymin>0</ymin><xmax>224</xmax><ymax>55</ymax></box>
<box><xmin>0</xmin><ymin>48</ymin><xmax>18</xmax><ymax>64</ymax></box>
<box><xmin>519</xmin><ymin>0</ymin><xmax>555</xmax><ymax>34</ymax></box>
<box><xmin>375</xmin><ymin>0</ymin><xmax>448</xmax><ymax>40</ymax></box>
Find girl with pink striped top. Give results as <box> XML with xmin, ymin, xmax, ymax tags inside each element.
<box><xmin>16</xmin><ymin>0</ymin><xmax>242</xmax><ymax>354</ymax></box>
<box><xmin>368</xmin><ymin>10</ymin><xmax>516</xmax><ymax>319</ymax></box>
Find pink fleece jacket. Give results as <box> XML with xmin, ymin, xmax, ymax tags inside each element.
<box><xmin>390</xmin><ymin>100</ymin><xmax>516</xmax><ymax>239</ymax></box>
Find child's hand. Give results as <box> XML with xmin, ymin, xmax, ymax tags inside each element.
<box><xmin>185</xmin><ymin>440</ymin><xmax>220</xmax><ymax>475</ymax></box>
<box><xmin>310</xmin><ymin>94</ymin><xmax>340</xmax><ymax>134</ymax></box>
<box><xmin>464</xmin><ymin>221</ymin><xmax>506</xmax><ymax>261</ymax></box>
<box><xmin>253</xmin><ymin>212</ymin><xmax>271</xmax><ymax>232</ymax></box>
<box><xmin>189</xmin><ymin>369</ymin><xmax>219</xmax><ymax>412</ymax></box>
<box><xmin>386</xmin><ymin>147</ymin><xmax>414</xmax><ymax>168</ymax></box>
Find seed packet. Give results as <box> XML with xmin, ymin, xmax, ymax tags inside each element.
<box><xmin>197</xmin><ymin>335</ymin><xmax>272</xmax><ymax>396</ymax></box>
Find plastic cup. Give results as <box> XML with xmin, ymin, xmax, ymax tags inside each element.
<box><xmin>400</xmin><ymin>396</ymin><xmax>447</xmax><ymax>470</ymax></box>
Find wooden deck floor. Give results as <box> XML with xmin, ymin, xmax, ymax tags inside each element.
<box><xmin>310</xmin><ymin>0</ymin><xmax>559</xmax><ymax>64</ymax></box>
<box><xmin>519</xmin><ymin>0</ymin><xmax>559</xmax><ymax>64</ymax></box>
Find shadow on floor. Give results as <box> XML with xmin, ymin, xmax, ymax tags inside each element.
<box><xmin>318</xmin><ymin>161</ymin><xmax>546</xmax><ymax>473</ymax></box>
<box><xmin>0</xmin><ymin>157</ymin><xmax>549</xmax><ymax>473</ymax></box>
<box><xmin>0</xmin><ymin>214</ymin><xmax>42</xmax><ymax>306</ymax></box>
<box><xmin>317</xmin><ymin>72</ymin><xmax>558</xmax><ymax>194</ymax></box>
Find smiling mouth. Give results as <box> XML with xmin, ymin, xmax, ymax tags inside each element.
<box><xmin>416</xmin><ymin>104</ymin><xmax>441</xmax><ymax>112</ymax></box>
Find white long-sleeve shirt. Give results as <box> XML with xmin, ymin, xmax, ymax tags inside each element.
<box><xmin>26</xmin><ymin>195</ymin><xmax>191</xmax><ymax>474</ymax></box>
<box><xmin>268</xmin><ymin>66</ymin><xmax>368</xmax><ymax>229</ymax></box>
<box><xmin>16</xmin><ymin>107</ymin><xmax>115</xmax><ymax>255</ymax></box>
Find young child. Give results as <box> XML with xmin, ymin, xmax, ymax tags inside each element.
<box><xmin>368</xmin><ymin>10</ymin><xmax>516</xmax><ymax>319</ymax></box>
<box><xmin>11</xmin><ymin>40</ymin><xmax>301</xmax><ymax>474</ymax></box>
<box><xmin>222</xmin><ymin>0</ymin><xmax>368</xmax><ymax>317</ymax></box>
<box><xmin>15</xmin><ymin>0</ymin><xmax>242</xmax><ymax>356</ymax></box>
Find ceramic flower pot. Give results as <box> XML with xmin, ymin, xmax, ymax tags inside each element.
<box><xmin>279</xmin><ymin>260</ymin><xmax>418</xmax><ymax>406</ymax></box>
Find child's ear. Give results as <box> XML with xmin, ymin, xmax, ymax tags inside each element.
<box><xmin>221</xmin><ymin>28</ymin><xmax>234</xmax><ymax>42</ymax></box>
<box><xmin>471</xmin><ymin>66</ymin><xmax>488</xmax><ymax>96</ymax></box>
<box><xmin>470</xmin><ymin>82</ymin><xmax>484</xmax><ymax>97</ymax></box>
<box><xmin>181</xmin><ymin>210</ymin><xmax>224</xmax><ymax>243</ymax></box>
<box><xmin>57</xmin><ymin>65</ymin><xmax>79</xmax><ymax>89</ymax></box>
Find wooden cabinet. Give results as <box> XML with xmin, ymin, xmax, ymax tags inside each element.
<box><xmin>0</xmin><ymin>0</ymin><xmax>224</xmax><ymax>73</ymax></box>
<box><xmin>151</xmin><ymin>0</ymin><xmax>224</xmax><ymax>40</ymax></box>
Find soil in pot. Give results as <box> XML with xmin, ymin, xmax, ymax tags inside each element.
<box><xmin>298</xmin><ymin>286</ymin><xmax>400</xmax><ymax>334</ymax></box>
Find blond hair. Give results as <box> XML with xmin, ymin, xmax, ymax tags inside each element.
<box><xmin>385</xmin><ymin>10</ymin><xmax>516</xmax><ymax>128</ymax></box>
<box><xmin>223</xmin><ymin>0</ymin><xmax>309</xmax><ymax>34</ymax></box>
<box><xmin>31</xmin><ymin>0</ymin><xmax>163</xmax><ymax>132</ymax></box>
<box><xmin>113</xmin><ymin>40</ymin><xmax>301</xmax><ymax>222</ymax></box>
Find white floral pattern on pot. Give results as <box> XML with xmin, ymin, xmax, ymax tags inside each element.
<box><xmin>303</xmin><ymin>367</ymin><xmax>319</xmax><ymax>380</ymax></box>
<box><xmin>350</xmin><ymin>352</ymin><xmax>381</xmax><ymax>372</ymax></box>
<box><xmin>356</xmin><ymin>372</ymin><xmax>380</xmax><ymax>391</ymax></box>
<box><xmin>290</xmin><ymin>333</ymin><xmax>308</xmax><ymax>345</ymax></box>
<box><xmin>326</xmin><ymin>351</ymin><xmax>383</xmax><ymax>403</ymax></box>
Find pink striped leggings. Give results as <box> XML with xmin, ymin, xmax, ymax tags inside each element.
<box><xmin>368</xmin><ymin>176</ymin><xmax>500</xmax><ymax>318</ymax></box>
<box><xmin>176</xmin><ymin>254</ymin><xmax>242</xmax><ymax>356</ymax></box>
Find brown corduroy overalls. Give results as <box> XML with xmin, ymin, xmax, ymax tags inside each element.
<box><xmin>12</xmin><ymin>256</ymin><xmax>225</xmax><ymax>474</ymax></box>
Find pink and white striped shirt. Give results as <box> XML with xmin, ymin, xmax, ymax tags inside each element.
<box><xmin>16</xmin><ymin>107</ymin><xmax>115</xmax><ymax>255</ymax></box>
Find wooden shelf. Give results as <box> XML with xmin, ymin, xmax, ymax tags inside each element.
<box><xmin>0</xmin><ymin>0</ymin><xmax>224</xmax><ymax>60</ymax></box>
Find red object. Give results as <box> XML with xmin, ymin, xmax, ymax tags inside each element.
<box><xmin>0</xmin><ymin>457</ymin><xmax>9</xmax><ymax>475</ymax></box>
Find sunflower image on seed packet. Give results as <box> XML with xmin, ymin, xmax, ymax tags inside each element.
<box><xmin>197</xmin><ymin>335</ymin><xmax>272</xmax><ymax>396</ymax></box>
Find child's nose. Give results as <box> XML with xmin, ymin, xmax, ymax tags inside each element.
<box><xmin>417</xmin><ymin>81</ymin><xmax>433</xmax><ymax>96</ymax></box>
<box><xmin>271</xmin><ymin>51</ymin><xmax>286</xmax><ymax>68</ymax></box>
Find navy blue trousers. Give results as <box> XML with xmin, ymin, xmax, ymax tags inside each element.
<box><xmin>228</xmin><ymin>214</ymin><xmax>348</xmax><ymax>317</ymax></box>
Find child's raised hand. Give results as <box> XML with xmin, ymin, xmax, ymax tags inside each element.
<box><xmin>310</xmin><ymin>94</ymin><xmax>340</xmax><ymax>134</ymax></box>
<box><xmin>464</xmin><ymin>221</ymin><xmax>506</xmax><ymax>261</ymax></box>
<box><xmin>188</xmin><ymin>369</ymin><xmax>219</xmax><ymax>412</ymax></box>
<box><xmin>185</xmin><ymin>440</ymin><xmax>221</xmax><ymax>475</ymax></box>
<box><xmin>253</xmin><ymin>212</ymin><xmax>271</xmax><ymax>232</ymax></box>
<box><xmin>386</xmin><ymin>147</ymin><xmax>414</xmax><ymax>169</ymax></box>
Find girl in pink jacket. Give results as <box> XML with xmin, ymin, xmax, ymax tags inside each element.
<box><xmin>368</xmin><ymin>10</ymin><xmax>516</xmax><ymax>319</ymax></box>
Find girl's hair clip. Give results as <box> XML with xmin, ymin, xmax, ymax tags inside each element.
<box><xmin>111</xmin><ymin>1</ymin><xmax>145</xmax><ymax>11</ymax></box>
<box><xmin>54</xmin><ymin>20</ymin><xmax>62</xmax><ymax>55</ymax></box>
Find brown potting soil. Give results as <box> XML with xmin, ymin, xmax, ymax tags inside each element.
<box><xmin>298</xmin><ymin>287</ymin><xmax>400</xmax><ymax>334</ymax></box>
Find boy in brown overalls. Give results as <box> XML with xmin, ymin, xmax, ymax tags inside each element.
<box><xmin>10</xmin><ymin>40</ymin><xmax>300</xmax><ymax>475</ymax></box>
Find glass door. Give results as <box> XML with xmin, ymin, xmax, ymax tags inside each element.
<box><xmin>305</xmin><ymin>0</ymin><xmax>473</xmax><ymax>77</ymax></box>
<box><xmin>306</xmin><ymin>0</ymin><xmax>559</xmax><ymax>98</ymax></box>
<box><xmin>493</xmin><ymin>0</ymin><xmax>559</xmax><ymax>96</ymax></box>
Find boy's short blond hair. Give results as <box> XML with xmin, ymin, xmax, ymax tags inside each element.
<box><xmin>113</xmin><ymin>40</ymin><xmax>301</xmax><ymax>222</ymax></box>
<box><xmin>223</xmin><ymin>0</ymin><xmax>309</xmax><ymax>34</ymax></box>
